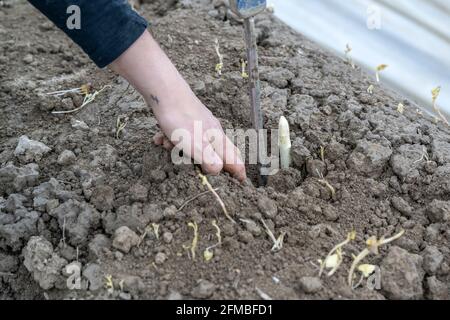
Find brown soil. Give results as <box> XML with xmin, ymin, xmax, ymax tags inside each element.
<box><xmin>0</xmin><ymin>0</ymin><xmax>449</xmax><ymax>300</ymax></box>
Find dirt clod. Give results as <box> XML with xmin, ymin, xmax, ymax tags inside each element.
<box><xmin>14</xmin><ymin>135</ymin><xmax>51</xmax><ymax>163</ymax></box>
<box><xmin>1</xmin><ymin>1</ymin><xmax>449</xmax><ymax>300</ymax></box>
<box><xmin>112</xmin><ymin>226</ymin><xmax>140</xmax><ymax>254</ymax></box>
<box><xmin>427</xmin><ymin>200</ymin><xmax>450</xmax><ymax>223</ymax></box>
<box><xmin>90</xmin><ymin>185</ymin><xmax>115</xmax><ymax>212</ymax></box>
<box><xmin>83</xmin><ymin>263</ymin><xmax>105</xmax><ymax>291</ymax></box>
<box><xmin>191</xmin><ymin>279</ymin><xmax>216</xmax><ymax>299</ymax></box>
<box><xmin>425</xmin><ymin>276</ymin><xmax>449</xmax><ymax>300</ymax></box>
<box><xmin>155</xmin><ymin>252</ymin><xmax>167</xmax><ymax>265</ymax></box>
<box><xmin>57</xmin><ymin>150</ymin><xmax>76</xmax><ymax>166</ymax></box>
<box><xmin>23</xmin><ymin>236</ymin><xmax>67</xmax><ymax>290</ymax></box>
<box><xmin>298</xmin><ymin>276</ymin><xmax>322</xmax><ymax>294</ymax></box>
<box><xmin>257</xmin><ymin>196</ymin><xmax>278</xmax><ymax>219</ymax></box>
<box><xmin>381</xmin><ymin>246</ymin><xmax>424</xmax><ymax>300</ymax></box>
<box><xmin>421</xmin><ymin>246</ymin><xmax>444</xmax><ymax>275</ymax></box>
<box><xmin>129</xmin><ymin>184</ymin><xmax>148</xmax><ymax>203</ymax></box>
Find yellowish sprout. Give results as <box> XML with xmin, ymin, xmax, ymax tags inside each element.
<box><xmin>52</xmin><ymin>85</ymin><xmax>111</xmax><ymax>114</ymax></box>
<box><xmin>375</xmin><ymin>64</ymin><xmax>388</xmax><ymax>83</ymax></box>
<box><xmin>187</xmin><ymin>222</ymin><xmax>199</xmax><ymax>260</ymax></box>
<box><xmin>212</xmin><ymin>220</ymin><xmax>222</xmax><ymax>245</ymax></box>
<box><xmin>178</xmin><ymin>188</ymin><xmax>219</xmax><ymax>211</ymax></box>
<box><xmin>357</xmin><ymin>264</ymin><xmax>376</xmax><ymax>278</ymax></box>
<box><xmin>115</xmin><ymin>115</ymin><xmax>129</xmax><ymax>139</ymax></box>
<box><xmin>431</xmin><ymin>86</ymin><xmax>449</xmax><ymax>126</ymax></box>
<box><xmin>319</xmin><ymin>145</ymin><xmax>325</xmax><ymax>162</ymax></box>
<box><xmin>203</xmin><ymin>249</ymin><xmax>214</xmax><ymax>261</ymax></box>
<box><xmin>104</xmin><ymin>274</ymin><xmax>114</xmax><ymax>294</ymax></box>
<box><xmin>203</xmin><ymin>220</ymin><xmax>222</xmax><ymax>262</ymax></box>
<box><xmin>318</xmin><ymin>249</ymin><xmax>344</xmax><ymax>277</ymax></box>
<box><xmin>432</xmin><ymin>86</ymin><xmax>441</xmax><ymax>105</ymax></box>
<box><xmin>214</xmin><ymin>38</ymin><xmax>224</xmax><ymax>76</ymax></box>
<box><xmin>46</xmin><ymin>83</ymin><xmax>91</xmax><ymax>97</ymax></box>
<box><xmin>318</xmin><ymin>252</ymin><xmax>340</xmax><ymax>270</ymax></box>
<box><xmin>152</xmin><ymin>223</ymin><xmax>160</xmax><ymax>240</ymax></box>
<box><xmin>118</xmin><ymin>279</ymin><xmax>125</xmax><ymax>292</ymax></box>
<box><xmin>348</xmin><ymin>230</ymin><xmax>405</xmax><ymax>287</ymax></box>
<box><xmin>80</xmin><ymin>84</ymin><xmax>91</xmax><ymax>96</ymax></box>
<box><xmin>414</xmin><ymin>146</ymin><xmax>432</xmax><ymax>164</ymax></box>
<box><xmin>344</xmin><ymin>43</ymin><xmax>355</xmax><ymax>69</ymax></box>
<box><xmin>316</xmin><ymin>169</ymin><xmax>336</xmax><ymax>198</ymax></box>
<box><xmin>397</xmin><ymin>103</ymin><xmax>405</xmax><ymax>114</ymax></box>
<box><xmin>319</xmin><ymin>231</ymin><xmax>356</xmax><ymax>277</ymax></box>
<box><xmin>367</xmin><ymin>85</ymin><xmax>374</xmax><ymax>94</ymax></box>
<box><xmin>138</xmin><ymin>223</ymin><xmax>160</xmax><ymax>247</ymax></box>
<box><xmin>198</xmin><ymin>173</ymin><xmax>236</xmax><ymax>224</ymax></box>
<box><xmin>352</xmin><ymin>263</ymin><xmax>378</xmax><ymax>289</ymax></box>
<box><xmin>240</xmin><ymin>59</ymin><xmax>249</xmax><ymax>79</ymax></box>
<box><xmin>260</xmin><ymin>219</ymin><xmax>286</xmax><ymax>252</ymax></box>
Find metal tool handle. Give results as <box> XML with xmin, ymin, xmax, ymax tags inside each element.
<box><xmin>244</xmin><ymin>18</ymin><xmax>268</xmax><ymax>185</ymax></box>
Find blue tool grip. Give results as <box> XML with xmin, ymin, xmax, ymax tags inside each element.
<box><xmin>230</xmin><ymin>0</ymin><xmax>267</xmax><ymax>18</ymax></box>
<box><xmin>236</xmin><ymin>0</ymin><xmax>267</xmax><ymax>11</ymax></box>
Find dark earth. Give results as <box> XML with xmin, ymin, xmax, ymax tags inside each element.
<box><xmin>1</xmin><ymin>0</ymin><xmax>449</xmax><ymax>300</ymax></box>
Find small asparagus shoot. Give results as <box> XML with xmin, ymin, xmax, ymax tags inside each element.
<box><xmin>319</xmin><ymin>231</ymin><xmax>356</xmax><ymax>277</ymax></box>
<box><xmin>278</xmin><ymin>116</ymin><xmax>291</xmax><ymax>169</ymax></box>
<box><xmin>240</xmin><ymin>59</ymin><xmax>249</xmax><ymax>79</ymax></box>
<box><xmin>431</xmin><ymin>86</ymin><xmax>449</xmax><ymax>126</ymax></box>
<box><xmin>203</xmin><ymin>220</ymin><xmax>222</xmax><ymax>262</ymax></box>
<box><xmin>52</xmin><ymin>85</ymin><xmax>111</xmax><ymax>114</ymax></box>
<box><xmin>185</xmin><ymin>222</ymin><xmax>199</xmax><ymax>261</ymax></box>
<box><xmin>198</xmin><ymin>172</ymin><xmax>236</xmax><ymax>224</ymax></box>
<box><xmin>214</xmin><ymin>38</ymin><xmax>224</xmax><ymax>76</ymax></box>
<box><xmin>348</xmin><ymin>230</ymin><xmax>404</xmax><ymax>287</ymax></box>
<box><xmin>344</xmin><ymin>44</ymin><xmax>355</xmax><ymax>69</ymax></box>
<box><xmin>375</xmin><ymin>64</ymin><xmax>388</xmax><ymax>83</ymax></box>
<box><xmin>260</xmin><ymin>219</ymin><xmax>286</xmax><ymax>252</ymax></box>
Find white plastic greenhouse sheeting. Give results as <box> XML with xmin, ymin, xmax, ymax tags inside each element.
<box><xmin>271</xmin><ymin>0</ymin><xmax>450</xmax><ymax>116</ymax></box>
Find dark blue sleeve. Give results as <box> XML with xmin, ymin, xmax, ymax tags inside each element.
<box><xmin>28</xmin><ymin>0</ymin><xmax>148</xmax><ymax>68</ymax></box>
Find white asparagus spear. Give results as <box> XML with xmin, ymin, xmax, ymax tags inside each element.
<box><xmin>278</xmin><ymin>116</ymin><xmax>291</xmax><ymax>169</ymax></box>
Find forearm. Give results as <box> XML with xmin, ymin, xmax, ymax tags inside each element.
<box><xmin>110</xmin><ymin>31</ymin><xmax>193</xmax><ymax>112</ymax></box>
<box><xmin>28</xmin><ymin>0</ymin><xmax>148</xmax><ymax>68</ymax></box>
<box><xmin>28</xmin><ymin>1</ymin><xmax>246</xmax><ymax>180</ymax></box>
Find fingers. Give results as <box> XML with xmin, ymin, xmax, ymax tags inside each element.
<box><xmin>163</xmin><ymin>138</ymin><xmax>174</xmax><ymax>150</ymax></box>
<box><xmin>208</xmin><ymin>130</ymin><xmax>247</xmax><ymax>182</ymax></box>
<box><xmin>153</xmin><ymin>132</ymin><xmax>165</xmax><ymax>145</ymax></box>
<box><xmin>200</xmin><ymin>139</ymin><xmax>224</xmax><ymax>176</ymax></box>
<box><xmin>153</xmin><ymin>130</ymin><xmax>246</xmax><ymax>182</ymax></box>
<box><xmin>153</xmin><ymin>132</ymin><xmax>174</xmax><ymax>150</ymax></box>
<box><xmin>155</xmin><ymin>131</ymin><xmax>223</xmax><ymax>175</ymax></box>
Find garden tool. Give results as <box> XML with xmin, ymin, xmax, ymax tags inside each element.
<box><xmin>229</xmin><ymin>0</ymin><xmax>268</xmax><ymax>185</ymax></box>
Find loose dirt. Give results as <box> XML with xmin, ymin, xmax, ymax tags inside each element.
<box><xmin>0</xmin><ymin>0</ymin><xmax>449</xmax><ymax>300</ymax></box>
